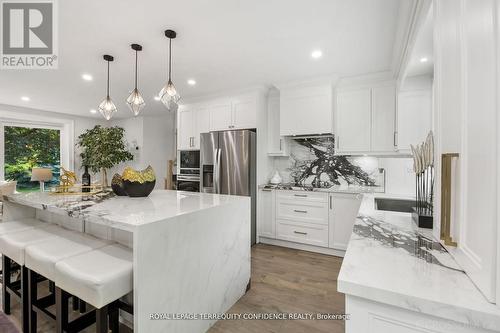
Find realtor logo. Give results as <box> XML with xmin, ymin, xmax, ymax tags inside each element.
<box><xmin>1</xmin><ymin>0</ymin><xmax>58</xmax><ymax>69</ymax></box>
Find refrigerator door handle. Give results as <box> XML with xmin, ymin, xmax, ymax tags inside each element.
<box><xmin>214</xmin><ymin>148</ymin><xmax>221</xmax><ymax>194</ymax></box>
<box><xmin>216</xmin><ymin>148</ymin><xmax>222</xmax><ymax>194</ymax></box>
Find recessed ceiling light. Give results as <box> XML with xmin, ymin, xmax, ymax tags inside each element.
<box><xmin>154</xmin><ymin>96</ymin><xmax>161</xmax><ymax>101</ymax></box>
<box><xmin>311</xmin><ymin>50</ymin><xmax>323</xmax><ymax>59</ymax></box>
<box><xmin>187</xmin><ymin>79</ymin><xmax>196</xmax><ymax>86</ymax></box>
<box><xmin>21</xmin><ymin>96</ymin><xmax>30</xmax><ymax>101</ymax></box>
<box><xmin>82</xmin><ymin>73</ymin><xmax>93</xmax><ymax>81</ymax></box>
<box><xmin>89</xmin><ymin>109</ymin><xmax>97</xmax><ymax>114</ymax></box>
<box><xmin>420</xmin><ymin>57</ymin><xmax>428</xmax><ymax>63</ymax></box>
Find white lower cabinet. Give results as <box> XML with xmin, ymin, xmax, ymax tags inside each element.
<box><xmin>258</xmin><ymin>190</ymin><xmax>363</xmax><ymax>254</ymax></box>
<box><xmin>346</xmin><ymin>295</ymin><xmax>491</xmax><ymax>333</ymax></box>
<box><xmin>328</xmin><ymin>193</ymin><xmax>362</xmax><ymax>250</ymax></box>
<box><xmin>258</xmin><ymin>189</ymin><xmax>276</xmax><ymax>239</ymax></box>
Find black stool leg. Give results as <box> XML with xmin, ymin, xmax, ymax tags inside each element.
<box><xmin>21</xmin><ymin>266</ymin><xmax>29</xmax><ymax>333</ymax></box>
<box><xmin>55</xmin><ymin>287</ymin><xmax>69</xmax><ymax>333</ymax></box>
<box><xmin>79</xmin><ymin>299</ymin><xmax>86</xmax><ymax>313</ymax></box>
<box><xmin>28</xmin><ymin>270</ymin><xmax>38</xmax><ymax>333</ymax></box>
<box><xmin>96</xmin><ymin>305</ymin><xmax>108</xmax><ymax>333</ymax></box>
<box><xmin>72</xmin><ymin>296</ymin><xmax>79</xmax><ymax>311</ymax></box>
<box><xmin>49</xmin><ymin>281</ymin><xmax>55</xmax><ymax>293</ymax></box>
<box><xmin>2</xmin><ymin>256</ymin><xmax>11</xmax><ymax>314</ymax></box>
<box><xmin>109</xmin><ymin>302</ymin><xmax>119</xmax><ymax>333</ymax></box>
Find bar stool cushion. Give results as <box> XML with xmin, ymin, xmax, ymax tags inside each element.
<box><xmin>0</xmin><ymin>224</ymin><xmax>63</xmax><ymax>265</ymax></box>
<box><xmin>0</xmin><ymin>218</ymin><xmax>41</xmax><ymax>235</ymax></box>
<box><xmin>55</xmin><ymin>244</ymin><xmax>133</xmax><ymax>309</ymax></box>
<box><xmin>25</xmin><ymin>231</ymin><xmax>111</xmax><ymax>281</ymax></box>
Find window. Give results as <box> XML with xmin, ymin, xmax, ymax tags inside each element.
<box><xmin>0</xmin><ymin>110</ymin><xmax>74</xmax><ymax>191</ymax></box>
<box><xmin>4</xmin><ymin>125</ymin><xmax>61</xmax><ymax>192</ymax></box>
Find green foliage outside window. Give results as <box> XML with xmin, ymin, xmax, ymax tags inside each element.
<box><xmin>4</xmin><ymin>126</ymin><xmax>60</xmax><ymax>192</ymax></box>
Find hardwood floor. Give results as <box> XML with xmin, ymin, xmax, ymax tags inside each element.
<box><xmin>1</xmin><ymin>244</ymin><xmax>344</xmax><ymax>333</ymax></box>
<box><xmin>209</xmin><ymin>244</ymin><xmax>345</xmax><ymax>333</ymax></box>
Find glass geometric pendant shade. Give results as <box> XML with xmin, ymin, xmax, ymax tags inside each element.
<box><xmin>159</xmin><ymin>29</ymin><xmax>180</xmax><ymax>112</ymax></box>
<box><xmin>126</xmin><ymin>44</ymin><xmax>145</xmax><ymax>116</ymax></box>
<box><xmin>159</xmin><ymin>80</ymin><xmax>180</xmax><ymax>112</ymax></box>
<box><xmin>127</xmin><ymin>88</ymin><xmax>145</xmax><ymax>116</ymax></box>
<box><xmin>98</xmin><ymin>96</ymin><xmax>117</xmax><ymax>120</ymax></box>
<box><xmin>98</xmin><ymin>55</ymin><xmax>117</xmax><ymax>120</ymax></box>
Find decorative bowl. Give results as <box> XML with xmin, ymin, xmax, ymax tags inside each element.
<box><xmin>121</xmin><ymin>165</ymin><xmax>156</xmax><ymax>197</ymax></box>
<box><xmin>111</xmin><ymin>173</ymin><xmax>127</xmax><ymax>196</ymax></box>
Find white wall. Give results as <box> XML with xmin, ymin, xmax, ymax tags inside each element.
<box><xmin>377</xmin><ymin>157</ymin><xmax>415</xmax><ymax>197</ymax></box>
<box><xmin>108</xmin><ymin>114</ymin><xmax>175</xmax><ymax>189</ymax></box>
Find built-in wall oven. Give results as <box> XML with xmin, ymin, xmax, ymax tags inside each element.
<box><xmin>177</xmin><ymin>150</ymin><xmax>200</xmax><ymax>192</ymax></box>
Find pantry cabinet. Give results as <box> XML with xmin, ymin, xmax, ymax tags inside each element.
<box><xmin>335</xmin><ymin>83</ymin><xmax>396</xmax><ymax>155</ymax></box>
<box><xmin>279</xmin><ymin>82</ymin><xmax>334</xmax><ymax>136</ymax></box>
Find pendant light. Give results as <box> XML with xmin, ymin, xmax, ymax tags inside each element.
<box><xmin>126</xmin><ymin>44</ymin><xmax>145</xmax><ymax>116</ymax></box>
<box><xmin>98</xmin><ymin>55</ymin><xmax>117</xmax><ymax>120</ymax></box>
<box><xmin>159</xmin><ymin>29</ymin><xmax>180</xmax><ymax>112</ymax></box>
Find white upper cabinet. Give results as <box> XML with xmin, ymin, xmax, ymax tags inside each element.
<box><xmin>397</xmin><ymin>89</ymin><xmax>432</xmax><ymax>153</ymax></box>
<box><xmin>267</xmin><ymin>92</ymin><xmax>288</xmax><ymax>156</ymax></box>
<box><xmin>209</xmin><ymin>101</ymin><xmax>233</xmax><ymax>131</ymax></box>
<box><xmin>371</xmin><ymin>85</ymin><xmax>396</xmax><ymax>152</ymax></box>
<box><xmin>177</xmin><ymin>107</ymin><xmax>195</xmax><ymax>150</ymax></box>
<box><xmin>178</xmin><ymin>107</ymin><xmax>210</xmax><ymax>150</ymax></box>
<box><xmin>279</xmin><ymin>82</ymin><xmax>333</xmax><ymax>136</ymax></box>
<box><xmin>336</xmin><ymin>83</ymin><xmax>396</xmax><ymax>155</ymax></box>
<box><xmin>232</xmin><ymin>97</ymin><xmax>257</xmax><ymax>129</ymax></box>
<box><xmin>336</xmin><ymin>88</ymin><xmax>371</xmax><ymax>153</ymax></box>
<box><xmin>209</xmin><ymin>97</ymin><xmax>257</xmax><ymax>131</ymax></box>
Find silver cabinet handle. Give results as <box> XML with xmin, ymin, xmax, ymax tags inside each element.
<box><xmin>337</xmin><ymin>135</ymin><xmax>340</xmax><ymax>150</ymax></box>
<box><xmin>279</xmin><ymin>139</ymin><xmax>282</xmax><ymax>151</ymax></box>
<box><xmin>329</xmin><ymin>196</ymin><xmax>332</xmax><ymax>210</ymax></box>
<box><xmin>294</xmin><ymin>231</ymin><xmax>307</xmax><ymax>235</ymax></box>
<box><xmin>262</xmin><ymin>188</ymin><xmax>273</xmax><ymax>192</ymax></box>
<box><xmin>393</xmin><ymin>131</ymin><xmax>397</xmax><ymax>147</ymax></box>
<box><xmin>294</xmin><ymin>194</ymin><xmax>307</xmax><ymax>197</ymax></box>
<box><xmin>294</xmin><ymin>209</ymin><xmax>308</xmax><ymax>213</ymax></box>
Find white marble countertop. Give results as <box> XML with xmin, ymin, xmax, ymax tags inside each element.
<box><xmin>338</xmin><ymin>194</ymin><xmax>500</xmax><ymax>331</ymax></box>
<box><xmin>259</xmin><ymin>184</ymin><xmax>386</xmax><ymax>194</ymax></box>
<box><xmin>3</xmin><ymin>190</ymin><xmax>248</xmax><ymax>231</ymax></box>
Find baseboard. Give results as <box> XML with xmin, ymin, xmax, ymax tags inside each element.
<box><xmin>258</xmin><ymin>237</ymin><xmax>345</xmax><ymax>257</ymax></box>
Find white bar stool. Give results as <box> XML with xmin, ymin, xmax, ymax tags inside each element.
<box><xmin>54</xmin><ymin>244</ymin><xmax>133</xmax><ymax>333</ymax></box>
<box><xmin>24</xmin><ymin>230</ymin><xmax>111</xmax><ymax>332</ymax></box>
<box><xmin>0</xmin><ymin>222</ymin><xmax>62</xmax><ymax>332</ymax></box>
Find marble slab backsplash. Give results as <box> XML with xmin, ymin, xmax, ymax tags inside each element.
<box><xmin>271</xmin><ymin>136</ymin><xmax>385</xmax><ymax>188</ymax></box>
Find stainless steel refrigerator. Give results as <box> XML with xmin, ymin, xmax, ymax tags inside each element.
<box><xmin>200</xmin><ymin>130</ymin><xmax>256</xmax><ymax>244</ymax></box>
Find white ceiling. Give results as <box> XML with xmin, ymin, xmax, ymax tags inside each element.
<box><xmin>0</xmin><ymin>0</ymin><xmax>407</xmax><ymax>119</ymax></box>
<box><xmin>405</xmin><ymin>6</ymin><xmax>434</xmax><ymax>77</ymax></box>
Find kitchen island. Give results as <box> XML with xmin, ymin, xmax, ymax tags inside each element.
<box><xmin>2</xmin><ymin>190</ymin><xmax>251</xmax><ymax>333</ymax></box>
<box><xmin>338</xmin><ymin>195</ymin><xmax>500</xmax><ymax>332</ymax></box>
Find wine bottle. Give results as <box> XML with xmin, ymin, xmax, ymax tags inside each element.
<box><xmin>82</xmin><ymin>166</ymin><xmax>91</xmax><ymax>192</ymax></box>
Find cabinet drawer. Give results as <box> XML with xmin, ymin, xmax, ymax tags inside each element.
<box><xmin>276</xmin><ymin>220</ymin><xmax>328</xmax><ymax>247</ymax></box>
<box><xmin>276</xmin><ymin>191</ymin><xmax>328</xmax><ymax>203</ymax></box>
<box><xmin>276</xmin><ymin>201</ymin><xmax>328</xmax><ymax>225</ymax></box>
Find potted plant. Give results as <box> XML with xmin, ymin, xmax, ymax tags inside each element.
<box><xmin>76</xmin><ymin>125</ymin><xmax>133</xmax><ymax>187</ymax></box>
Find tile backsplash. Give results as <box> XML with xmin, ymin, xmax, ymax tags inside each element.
<box><xmin>270</xmin><ymin>136</ymin><xmax>415</xmax><ymax>196</ymax></box>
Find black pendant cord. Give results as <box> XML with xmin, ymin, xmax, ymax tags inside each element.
<box><xmin>106</xmin><ymin>60</ymin><xmax>110</xmax><ymax>98</ymax></box>
<box><xmin>168</xmin><ymin>38</ymin><xmax>172</xmax><ymax>82</ymax></box>
<box><xmin>135</xmin><ymin>50</ymin><xmax>138</xmax><ymax>90</ymax></box>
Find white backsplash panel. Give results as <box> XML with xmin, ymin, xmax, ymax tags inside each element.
<box><xmin>272</xmin><ymin>137</ymin><xmax>385</xmax><ymax>188</ymax></box>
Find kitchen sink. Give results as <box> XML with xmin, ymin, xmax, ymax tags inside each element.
<box><xmin>374</xmin><ymin>198</ymin><xmax>415</xmax><ymax>213</ymax></box>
